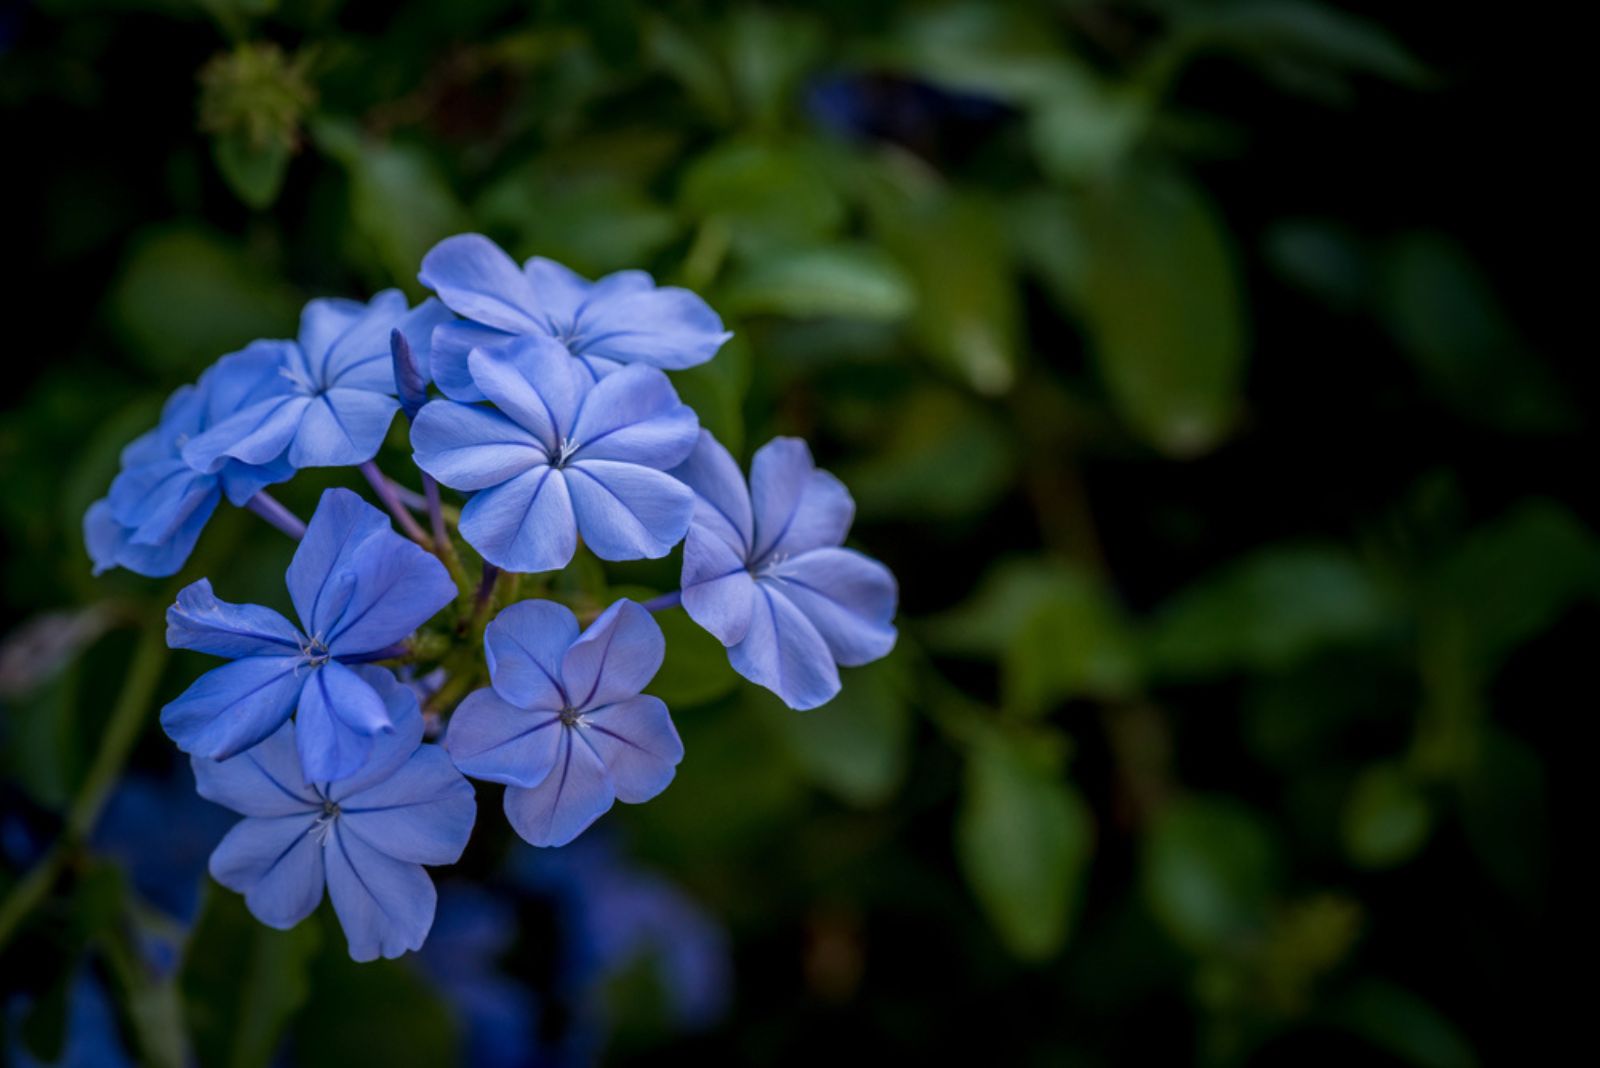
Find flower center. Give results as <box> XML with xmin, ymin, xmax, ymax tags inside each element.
<box><xmin>309</xmin><ymin>799</ymin><xmax>340</xmax><ymax>843</ymax></box>
<box><xmin>299</xmin><ymin>634</ymin><xmax>331</xmax><ymax>667</ymax></box>
<box><xmin>755</xmin><ymin>551</ymin><xmax>790</xmax><ymax>579</ymax></box>
<box><xmin>550</xmin><ymin>436</ymin><xmax>580</xmax><ymax>468</ymax></box>
<box><xmin>558</xmin><ymin>706</ymin><xmax>582</xmax><ymax>727</ymax></box>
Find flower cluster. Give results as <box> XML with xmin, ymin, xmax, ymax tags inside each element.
<box><xmin>86</xmin><ymin>235</ymin><xmax>898</xmax><ymax>960</ymax></box>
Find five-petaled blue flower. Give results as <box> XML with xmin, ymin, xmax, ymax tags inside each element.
<box><xmin>182</xmin><ymin>291</ymin><xmax>450</xmax><ymax>473</ymax></box>
<box><xmin>671</xmin><ymin>432</ymin><xmax>898</xmax><ymax>710</ymax></box>
<box><xmin>84</xmin><ymin>350</ymin><xmax>295</xmax><ymax>577</ymax></box>
<box><xmin>446</xmin><ymin>599</ymin><xmax>684</xmax><ymax>848</ymax></box>
<box><xmin>418</xmin><ymin>233</ymin><xmax>731</xmax><ymax>399</ymax></box>
<box><xmin>194</xmin><ymin>666</ymin><xmax>476</xmax><ymax>961</ymax></box>
<box><xmin>161</xmin><ymin>488</ymin><xmax>456</xmax><ymax>782</ymax></box>
<box><xmin>411</xmin><ymin>334</ymin><xmax>699</xmax><ymax>573</ymax></box>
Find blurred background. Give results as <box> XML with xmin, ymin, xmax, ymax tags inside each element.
<box><xmin>0</xmin><ymin>1</ymin><xmax>1590</xmax><ymax>1064</ymax></box>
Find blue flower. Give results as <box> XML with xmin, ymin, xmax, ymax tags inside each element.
<box><xmin>446</xmin><ymin>599</ymin><xmax>684</xmax><ymax>847</ymax></box>
<box><xmin>411</xmin><ymin>335</ymin><xmax>699</xmax><ymax>573</ymax></box>
<box><xmin>181</xmin><ymin>291</ymin><xmax>450</xmax><ymax>472</ymax></box>
<box><xmin>84</xmin><ymin>349</ymin><xmax>296</xmax><ymax>577</ymax></box>
<box><xmin>417</xmin><ymin>885</ymin><xmax>542</xmax><ymax>1068</ymax></box>
<box><xmin>6</xmin><ymin>972</ymin><xmax>133</xmax><ymax>1068</ymax></box>
<box><xmin>418</xmin><ymin>233</ymin><xmax>731</xmax><ymax>399</ymax></box>
<box><xmin>160</xmin><ymin>488</ymin><xmax>456</xmax><ymax>782</ymax></box>
<box><xmin>670</xmin><ymin>431</ymin><xmax>898</xmax><ymax>710</ymax></box>
<box><xmin>93</xmin><ymin>768</ymin><xmax>234</xmax><ymax>925</ymax></box>
<box><xmin>194</xmin><ymin>667</ymin><xmax>476</xmax><ymax>962</ymax></box>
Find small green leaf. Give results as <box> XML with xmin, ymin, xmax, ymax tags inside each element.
<box><xmin>719</xmin><ymin>244</ymin><xmax>915</xmax><ymax>321</ymax></box>
<box><xmin>956</xmin><ymin>729</ymin><xmax>1094</xmax><ymax>960</ymax></box>
<box><xmin>648</xmin><ymin>607</ymin><xmax>741</xmax><ymax>708</ymax></box>
<box><xmin>212</xmin><ymin>132</ymin><xmax>290</xmax><ymax>210</ymax></box>
<box><xmin>679</xmin><ymin>140</ymin><xmax>846</xmax><ymax>256</ymax></box>
<box><xmin>1076</xmin><ymin>168</ymin><xmax>1246</xmax><ymax>455</ymax></box>
<box><xmin>668</xmin><ymin>334</ymin><xmax>750</xmax><ymax>457</ymax></box>
<box><xmin>771</xmin><ymin>649</ymin><xmax>912</xmax><ymax>807</ymax></box>
<box><xmin>1328</xmin><ymin>980</ymin><xmax>1479</xmax><ymax>1068</ymax></box>
<box><xmin>1143</xmin><ymin>797</ymin><xmax>1277</xmax><ymax>952</ymax></box>
<box><xmin>1342</xmin><ymin>764</ymin><xmax>1433</xmax><ymax>868</ymax></box>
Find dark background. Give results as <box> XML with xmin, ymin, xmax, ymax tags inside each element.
<box><xmin>1</xmin><ymin>1</ymin><xmax>1589</xmax><ymax>1065</ymax></box>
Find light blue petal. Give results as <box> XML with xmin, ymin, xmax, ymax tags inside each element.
<box><xmin>200</xmin><ymin>340</ymin><xmax>298</xmax><ymax>426</ymax></box>
<box><xmin>680</xmin><ymin>525</ymin><xmax>758</xmax><ymax>646</ymax></box>
<box><xmin>107</xmin><ymin>458</ymin><xmax>210</xmax><ymax>533</ymax></box>
<box><xmin>160</xmin><ymin>656</ymin><xmax>307</xmax><ymax>761</ymax></box>
<box><xmin>286</xmin><ymin>488</ymin><xmax>390</xmax><ymax>636</ymax></box>
<box><xmin>767</xmin><ymin>548</ymin><xmax>897</xmax><ymax>667</ymax></box>
<box><xmin>562</xmin><ymin>599</ymin><xmax>663</xmax><ymax>711</ymax></box>
<box><xmin>570</xmin><ymin>285</ymin><xmax>730</xmax><ymax>370</ymax></box>
<box><xmin>209</xmin><ymin>815</ymin><xmax>325</xmax><ymax>929</ymax></box>
<box><xmin>458</xmin><ymin>466</ymin><xmax>577</xmax><ymax>573</ymax></box>
<box><xmin>183</xmin><ymin>394</ymin><xmax>310</xmax><ymax>472</ymax></box>
<box><xmin>484</xmin><ymin>599</ymin><xmax>579</xmax><ymax>709</ymax></box>
<box><xmin>321</xmin><ymin>545</ymin><xmax>454</xmax><ymax>658</ymax></box>
<box><xmin>580</xmin><ymin>694</ymin><xmax>683</xmax><ymax>803</ymax></box>
<box><xmin>322</xmin><ymin>289</ymin><xmax>409</xmax><ymax>389</ymax></box>
<box><xmin>521</xmin><ymin>255</ymin><xmax>598</xmax><ymax>327</ymax></box>
<box><xmin>570</xmin><ymin>365</ymin><xmax>699</xmax><ymax>467</ymax></box>
<box><xmin>327</xmin><ymin>665</ymin><xmax>426</xmax><ymax>799</ymax></box>
<box><xmin>502</xmin><ymin>728</ymin><xmax>615</xmax><ymax>847</ymax></box>
<box><xmin>468</xmin><ymin>335</ymin><xmax>582</xmax><ymax>448</ymax></box>
<box><xmin>564</xmin><ymin>460</ymin><xmax>694</xmax><ymax>561</ymax></box>
<box><xmin>728</xmin><ymin>583</ymin><xmax>840</xmax><ymax>711</ymax></box>
<box><xmin>339</xmin><ymin>746</ymin><xmax>476</xmax><ymax>865</ymax></box>
<box><xmin>669</xmin><ymin>429</ymin><xmax>753</xmax><ymax>555</ymax></box>
<box><xmin>286</xmin><ymin>389</ymin><xmax>399</xmax><ymax>469</ymax></box>
<box><xmin>444</xmin><ymin>688</ymin><xmax>564</xmax><ymax>787</ymax></box>
<box><xmin>166</xmin><ymin>578</ymin><xmax>303</xmax><ymax>658</ymax></box>
<box><xmin>326</xmin><ymin>823</ymin><xmax>437</xmax><ymax>961</ymax></box>
<box><xmin>84</xmin><ymin>499</ymin><xmax>122</xmax><ymax>576</ymax></box>
<box><xmin>217</xmin><ymin>453</ymin><xmax>295</xmax><ymax>507</ymax></box>
<box><xmin>748</xmin><ymin>437</ymin><xmax>854</xmax><ymax>563</ymax></box>
<box><xmin>297</xmin><ymin>297</ymin><xmax>371</xmax><ymax>381</ymax></box>
<box><xmin>191</xmin><ymin>721</ymin><xmax>316</xmax><ymax>817</ymax></box>
<box><xmin>428</xmin><ymin>320</ymin><xmax>512</xmax><ymax>402</ymax></box>
<box><xmin>419</xmin><ymin>234</ymin><xmax>544</xmax><ymax>334</ymax></box>
<box><xmin>410</xmin><ymin>400</ymin><xmax>546</xmax><ymax>491</ymax></box>
<box><xmin>295</xmin><ymin>661</ymin><xmax>393</xmax><ymax>783</ymax></box>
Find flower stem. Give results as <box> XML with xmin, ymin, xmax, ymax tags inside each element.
<box><xmin>642</xmin><ymin>590</ymin><xmax>682</xmax><ymax>613</ymax></box>
<box><xmin>360</xmin><ymin>461</ymin><xmax>429</xmax><ymax>545</ymax></box>
<box><xmin>245</xmin><ymin>491</ymin><xmax>306</xmax><ymax>540</ymax></box>
<box><xmin>422</xmin><ymin>474</ymin><xmax>449</xmax><ymax>550</ymax></box>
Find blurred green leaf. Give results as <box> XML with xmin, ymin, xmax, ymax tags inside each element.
<box><xmin>956</xmin><ymin>728</ymin><xmax>1093</xmax><ymax>960</ymax></box>
<box><xmin>1342</xmin><ymin>763</ymin><xmax>1433</xmax><ymax>869</ymax></box>
<box><xmin>771</xmin><ymin>649</ymin><xmax>913</xmax><ymax>807</ymax></box>
<box><xmin>720</xmin><ymin>7</ymin><xmax>822</xmax><ymax>130</ymax></box>
<box><xmin>927</xmin><ymin>558</ymin><xmax>1139</xmax><ymax>714</ymax></box>
<box><xmin>212</xmin><ymin>134</ymin><xmax>291</xmax><ymax>210</ymax></box>
<box><xmin>679</xmin><ymin>140</ymin><xmax>846</xmax><ymax>257</ymax></box>
<box><xmin>1144</xmin><ymin>797</ymin><xmax>1277</xmax><ymax>952</ymax></box>
<box><xmin>181</xmin><ymin>887</ymin><xmax>321</xmax><ymax>1068</ymax></box>
<box><xmin>107</xmin><ymin>226</ymin><xmax>301</xmax><ymax>376</ymax></box>
<box><xmin>1147</xmin><ymin>545</ymin><xmax>1393</xmax><ymax>679</ymax></box>
<box><xmin>1264</xmin><ymin>218</ymin><xmax>1374</xmax><ymax>311</ymax></box>
<box><xmin>1075</xmin><ymin>168</ymin><xmax>1246</xmax><ymax>455</ymax></box>
<box><xmin>1327</xmin><ymin>979</ymin><xmax>1478</xmax><ymax>1068</ymax></box>
<box><xmin>719</xmin><ymin>244</ymin><xmax>915</xmax><ymax>321</ymax></box>
<box><xmin>1457</xmin><ymin>726</ymin><xmax>1547</xmax><ymax>904</ymax></box>
<box><xmin>648</xmin><ymin>607</ymin><xmax>741</xmax><ymax>708</ymax></box>
<box><xmin>668</xmin><ymin>333</ymin><xmax>750</xmax><ymax>457</ymax></box>
<box><xmin>1382</xmin><ymin>234</ymin><xmax>1573</xmax><ymax>433</ymax></box>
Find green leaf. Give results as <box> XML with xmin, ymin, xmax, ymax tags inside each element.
<box><xmin>1143</xmin><ymin>797</ymin><xmax>1277</xmax><ymax>952</ymax></box>
<box><xmin>1146</xmin><ymin>545</ymin><xmax>1393</xmax><ymax>679</ymax></box>
<box><xmin>107</xmin><ymin>225</ymin><xmax>301</xmax><ymax>376</ymax></box>
<box><xmin>212</xmin><ymin>132</ymin><xmax>290</xmax><ymax>210</ymax></box>
<box><xmin>668</xmin><ymin>334</ymin><xmax>750</xmax><ymax>457</ymax></box>
<box><xmin>1342</xmin><ymin>764</ymin><xmax>1433</xmax><ymax>869</ymax></box>
<box><xmin>1328</xmin><ymin>980</ymin><xmax>1478</xmax><ymax>1068</ymax></box>
<box><xmin>679</xmin><ymin>140</ymin><xmax>846</xmax><ymax>257</ymax></box>
<box><xmin>1076</xmin><ymin>168</ymin><xmax>1246</xmax><ymax>455</ymax></box>
<box><xmin>181</xmin><ymin>886</ymin><xmax>321</xmax><ymax>1068</ymax></box>
<box><xmin>927</xmin><ymin>559</ymin><xmax>1140</xmax><ymax>713</ymax></box>
<box><xmin>648</xmin><ymin>606</ymin><xmax>741</xmax><ymax>708</ymax></box>
<box><xmin>718</xmin><ymin>244</ymin><xmax>915</xmax><ymax>321</ymax></box>
<box><xmin>771</xmin><ymin>649</ymin><xmax>913</xmax><ymax>807</ymax></box>
<box><xmin>956</xmin><ymin>729</ymin><xmax>1094</xmax><ymax>960</ymax></box>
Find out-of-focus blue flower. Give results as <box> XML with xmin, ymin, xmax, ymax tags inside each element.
<box><xmin>417</xmin><ymin>884</ymin><xmax>543</xmax><ymax>1068</ymax></box>
<box><xmin>93</xmin><ymin>768</ymin><xmax>233</xmax><ymax>924</ymax></box>
<box><xmin>411</xmin><ymin>335</ymin><xmax>698</xmax><ymax>573</ymax></box>
<box><xmin>671</xmin><ymin>432</ymin><xmax>898</xmax><ymax>710</ymax></box>
<box><xmin>194</xmin><ymin>667</ymin><xmax>475</xmax><ymax>962</ymax></box>
<box><xmin>447</xmin><ymin>599</ymin><xmax>684</xmax><ymax>847</ymax></box>
<box><xmin>181</xmin><ymin>292</ymin><xmax>450</xmax><ymax>472</ymax></box>
<box><xmin>160</xmin><ymin>488</ymin><xmax>455</xmax><ymax>782</ymax></box>
<box><xmin>418</xmin><ymin>233</ymin><xmax>730</xmax><ymax>398</ymax></box>
<box><xmin>513</xmin><ymin>836</ymin><xmax>732</xmax><ymax>1031</ymax></box>
<box><xmin>6</xmin><ymin>971</ymin><xmax>133</xmax><ymax>1068</ymax></box>
<box><xmin>84</xmin><ymin>350</ymin><xmax>295</xmax><ymax>578</ymax></box>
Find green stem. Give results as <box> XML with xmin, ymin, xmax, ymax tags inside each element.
<box><xmin>0</xmin><ymin>624</ymin><xmax>168</xmax><ymax>953</ymax></box>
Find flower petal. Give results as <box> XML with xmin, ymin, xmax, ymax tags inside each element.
<box><xmin>166</xmin><ymin>578</ymin><xmax>303</xmax><ymax>658</ymax></box>
<box><xmin>680</xmin><ymin>526</ymin><xmax>758</xmax><ymax>646</ymax></box>
<box><xmin>297</xmin><ymin>296</ymin><xmax>372</xmax><ymax>381</ymax></box>
<box><xmin>749</xmin><ymin>437</ymin><xmax>854</xmax><ymax>562</ymax></box>
<box><xmin>209</xmin><ymin>815</ymin><xmax>325</xmax><ymax>929</ymax></box>
<box><xmin>411</xmin><ymin>400</ymin><xmax>545</xmax><ymax>491</ymax></box>
<box><xmin>443</xmin><ymin>688</ymin><xmax>564</xmax><ymax>788</ymax></box>
<box><xmin>564</xmin><ymin>461</ymin><xmax>693</xmax><ymax>562</ymax></box>
<box><xmin>502</xmin><ymin>728</ymin><xmax>614</xmax><ymax>847</ymax></box>
<box><xmin>571</xmin><ymin>285</ymin><xmax>731</xmax><ymax>370</ymax></box>
<box><xmin>191</xmin><ymin>721</ymin><xmax>316</xmax><ymax>817</ymax></box>
<box><xmin>484</xmin><ymin>599</ymin><xmax>578</xmax><ymax>709</ymax></box>
<box><xmin>428</xmin><ymin>321</ymin><xmax>513</xmax><ymax>402</ymax></box>
<box><xmin>295</xmin><ymin>661</ymin><xmax>394</xmax><ymax>784</ymax></box>
<box><xmin>160</xmin><ymin>656</ymin><xmax>306</xmax><ymax>761</ymax></box>
<box><xmin>570</xmin><ymin>365</ymin><xmax>698</xmax><ymax>467</ymax></box>
<box><xmin>286</xmin><ymin>487</ymin><xmax>389</xmax><ymax>637</ymax></box>
<box><xmin>287</xmin><ymin>389</ymin><xmax>399</xmax><ymax>469</ymax></box>
<box><xmin>766</xmin><ymin>548</ymin><xmax>898</xmax><ymax>667</ymax></box>
<box><xmin>200</xmin><ymin>341</ymin><xmax>298</xmax><ymax>426</ymax></box>
<box><xmin>458</xmin><ymin>465</ymin><xmax>577</xmax><ymax>573</ymax></box>
<box><xmin>728</xmin><ymin>584</ymin><xmax>840</xmax><ymax>711</ymax></box>
<box><xmin>561</xmin><ymin>599</ymin><xmax>664</xmax><ymax>711</ymax></box>
<box><xmin>326</xmin><ymin>666</ymin><xmax>427</xmax><ymax>797</ymax></box>
<box><xmin>419</xmin><ymin>233</ymin><xmax>544</xmax><ymax>334</ymax></box>
<box><xmin>339</xmin><ymin>746</ymin><xmax>476</xmax><ymax>865</ymax></box>
<box><xmin>669</xmin><ymin>429</ymin><xmax>753</xmax><ymax>555</ymax></box>
<box><xmin>320</xmin><ymin>290</ymin><xmax>410</xmax><ymax>389</ymax></box>
<box><xmin>468</xmin><ymin>335</ymin><xmax>583</xmax><ymax>448</ymax></box>
<box><xmin>580</xmin><ymin>695</ymin><xmax>683</xmax><ymax>803</ymax></box>
<box><xmin>523</xmin><ymin>256</ymin><xmax>600</xmax><ymax>327</ymax></box>
<box><xmin>326</xmin><ymin>822</ymin><xmax>437</xmax><ymax>961</ymax></box>
<box><xmin>183</xmin><ymin>394</ymin><xmax>310</xmax><ymax>472</ymax></box>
